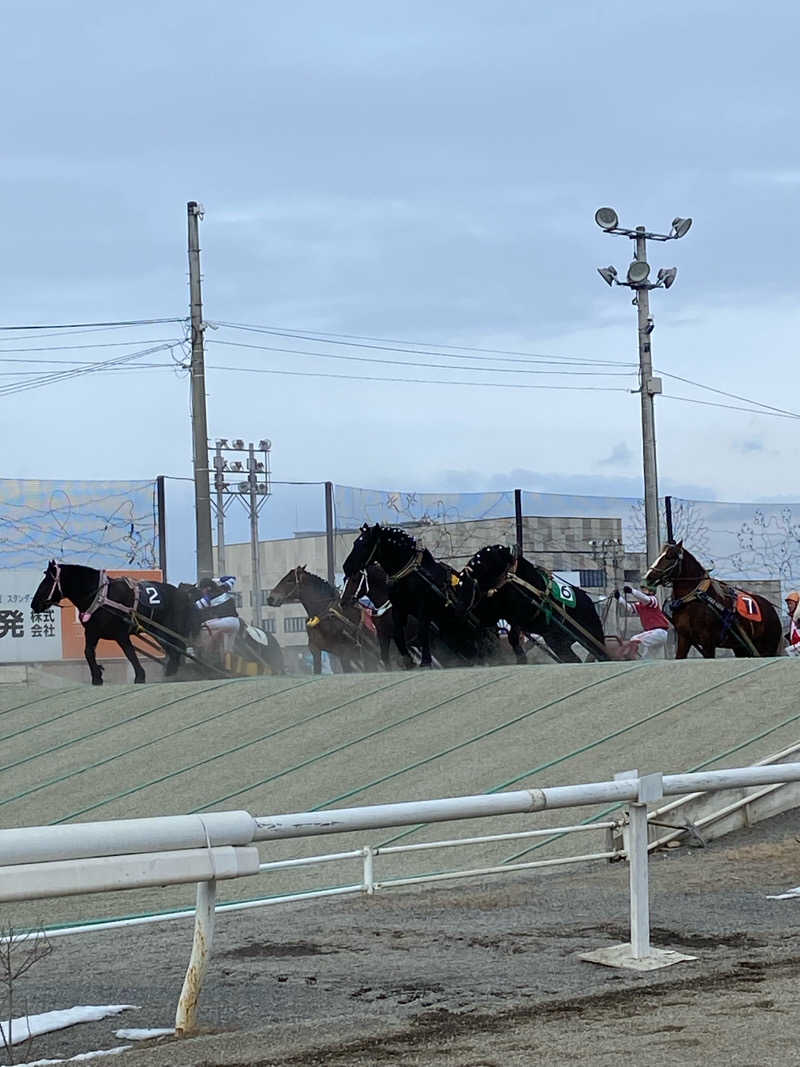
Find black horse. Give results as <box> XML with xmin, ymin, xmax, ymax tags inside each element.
<box><xmin>31</xmin><ymin>561</ymin><xmax>195</xmax><ymax>685</ymax></box>
<box><xmin>342</xmin><ymin>524</ymin><xmax>495</xmax><ymax>668</ymax></box>
<box><xmin>460</xmin><ymin>545</ymin><xmax>609</xmax><ymax>663</ymax></box>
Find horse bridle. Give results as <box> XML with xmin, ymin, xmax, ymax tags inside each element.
<box><xmin>646</xmin><ymin>545</ymin><xmax>684</xmax><ymax>587</ymax></box>
<box><xmin>43</xmin><ymin>563</ymin><xmax>63</xmax><ymax>607</ymax></box>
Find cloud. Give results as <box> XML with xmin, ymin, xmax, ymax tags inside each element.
<box><xmin>735</xmin><ymin>437</ymin><xmax>766</xmax><ymax>454</ymax></box>
<box><xmin>596</xmin><ymin>442</ymin><xmax>633</xmax><ymax>467</ymax></box>
<box><xmin>436</xmin><ymin>468</ymin><xmax>716</xmax><ymax>501</ymax></box>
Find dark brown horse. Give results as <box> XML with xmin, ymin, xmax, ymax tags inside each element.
<box><xmin>266</xmin><ymin>566</ymin><xmax>382</xmax><ymax>674</ymax></box>
<box><xmin>644</xmin><ymin>541</ymin><xmax>784</xmax><ymax>658</ymax></box>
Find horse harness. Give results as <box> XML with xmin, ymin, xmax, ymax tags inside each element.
<box><xmin>79</xmin><ymin>570</ymin><xmax>145</xmax><ymax>627</ymax></box>
<box><xmin>482</xmin><ymin>558</ymin><xmax>608</xmax><ymax>659</ymax></box>
<box><xmin>668</xmin><ymin>576</ymin><xmax>762</xmax><ymax>657</ymax></box>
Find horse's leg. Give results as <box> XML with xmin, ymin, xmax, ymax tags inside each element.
<box><xmin>119</xmin><ymin>635</ymin><xmax>146</xmax><ymax>683</ymax></box>
<box><xmin>416</xmin><ymin>602</ymin><xmax>433</xmax><ymax>668</ymax></box>
<box><xmin>392</xmin><ymin>605</ymin><xmax>415</xmax><ymax>669</ymax></box>
<box><xmin>309</xmin><ymin>636</ymin><xmax>322</xmax><ymax>675</ymax></box>
<box><xmin>508</xmin><ymin>625</ymin><xmax>527</xmax><ymax>665</ymax></box>
<box><xmin>674</xmin><ymin>626</ymin><xmax>692</xmax><ymax>660</ymax></box>
<box><xmin>378</xmin><ymin>624</ymin><xmax>392</xmax><ymax>670</ymax></box>
<box><xmin>549</xmin><ymin>631</ymin><xmax>580</xmax><ymax>663</ymax></box>
<box><xmin>84</xmin><ymin>628</ymin><xmax>104</xmax><ymax>686</ymax></box>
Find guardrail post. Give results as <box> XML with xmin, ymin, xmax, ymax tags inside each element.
<box><xmin>175</xmin><ymin>879</ymin><xmax>216</xmax><ymax>1036</ymax></box>
<box><xmin>629</xmin><ymin>773</ymin><xmax>663</xmax><ymax>959</ymax></box>
<box><xmin>362</xmin><ymin>846</ymin><xmax>375</xmax><ymax>895</ymax></box>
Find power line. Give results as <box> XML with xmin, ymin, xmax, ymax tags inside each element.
<box><xmin>661</xmin><ymin>393</ymin><xmax>800</xmax><ymax>420</ymax></box>
<box><xmin>656</xmin><ymin>369</ymin><xmax>800</xmax><ymax>420</ymax></box>
<box><xmin>0</xmin><ymin>317</ymin><xmax>184</xmax><ymax>331</ymax></box>
<box><xmin>206</xmin><ymin>337</ymin><xmax>633</xmax><ymax>378</ymax></box>
<box><xmin>0</xmin><ymin>343</ymin><xmax>180</xmax><ymax>397</ymax></box>
<box><xmin>213</xmin><ymin>320</ymin><xmax>635</xmax><ymax>369</ymax></box>
<box><xmin>0</xmin><ymin>338</ymin><xmax>180</xmax><ymax>356</ymax></box>
<box><xmin>203</xmin><ymin>362</ymin><xmax>629</xmax><ymax>392</ymax></box>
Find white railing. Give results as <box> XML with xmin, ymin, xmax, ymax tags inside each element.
<box><xmin>3</xmin><ymin>761</ymin><xmax>800</xmax><ymax>1032</ymax></box>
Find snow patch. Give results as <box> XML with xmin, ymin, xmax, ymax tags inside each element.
<box><xmin>114</xmin><ymin>1028</ymin><xmax>174</xmax><ymax>1041</ymax></box>
<box><xmin>0</xmin><ymin>1005</ymin><xmax>136</xmax><ymax>1048</ymax></box>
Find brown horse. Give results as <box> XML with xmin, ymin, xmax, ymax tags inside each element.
<box><xmin>266</xmin><ymin>566</ymin><xmax>382</xmax><ymax>674</ymax></box>
<box><xmin>644</xmin><ymin>541</ymin><xmax>784</xmax><ymax>658</ymax></box>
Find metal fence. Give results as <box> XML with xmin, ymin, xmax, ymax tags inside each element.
<box><xmin>5</xmin><ymin>760</ymin><xmax>800</xmax><ymax>1032</ymax></box>
<box><xmin>0</xmin><ymin>477</ymin><xmax>159</xmax><ymax>570</ymax></box>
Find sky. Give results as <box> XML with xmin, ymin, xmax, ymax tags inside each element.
<box><xmin>3</xmin><ymin>0</ymin><xmax>800</xmax><ymax>580</ymax></box>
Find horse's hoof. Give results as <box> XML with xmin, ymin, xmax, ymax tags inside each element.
<box><xmin>134</xmin><ymin>676</ymin><xmax>146</xmax><ymax>684</ymax></box>
<box><xmin>514</xmin><ymin>654</ymin><xmax>527</xmax><ymax>665</ymax></box>
<box><xmin>91</xmin><ymin>678</ymin><xmax>103</xmax><ymax>686</ymax></box>
<box><xmin>402</xmin><ymin>657</ymin><xmax>416</xmax><ymax>670</ymax></box>
<box><xmin>420</xmin><ymin>661</ymin><xmax>433</xmax><ymax>670</ymax></box>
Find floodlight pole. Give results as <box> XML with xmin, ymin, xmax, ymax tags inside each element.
<box><xmin>248</xmin><ymin>443</ymin><xmax>264</xmax><ymax>629</ymax></box>
<box><xmin>633</xmin><ymin>228</ymin><xmax>662</xmax><ymax>567</ymax></box>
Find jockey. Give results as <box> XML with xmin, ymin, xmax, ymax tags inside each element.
<box><xmin>614</xmin><ymin>582</ymin><xmax>671</xmax><ymax>660</ymax></box>
<box><xmin>195</xmin><ymin>575</ymin><xmax>240</xmax><ymax>654</ymax></box>
<box><xmin>785</xmin><ymin>591</ymin><xmax>800</xmax><ymax>655</ymax></box>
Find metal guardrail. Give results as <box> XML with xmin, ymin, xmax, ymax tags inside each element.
<box><xmin>4</xmin><ymin>762</ymin><xmax>800</xmax><ymax>1032</ymax></box>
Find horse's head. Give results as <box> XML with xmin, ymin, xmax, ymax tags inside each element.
<box><xmin>643</xmin><ymin>540</ymin><xmax>684</xmax><ymax>588</ymax></box>
<box><xmin>462</xmin><ymin>545</ymin><xmax>515</xmax><ymax>593</ymax></box>
<box><xmin>31</xmin><ymin>560</ymin><xmax>63</xmax><ymax>614</ymax></box>
<box><xmin>267</xmin><ymin>565</ymin><xmax>307</xmax><ymax>607</ymax></box>
<box><xmin>342</xmin><ymin>523</ymin><xmax>383</xmax><ymax>577</ymax></box>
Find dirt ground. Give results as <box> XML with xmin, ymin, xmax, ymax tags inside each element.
<box><xmin>10</xmin><ymin>807</ymin><xmax>800</xmax><ymax>1067</ymax></box>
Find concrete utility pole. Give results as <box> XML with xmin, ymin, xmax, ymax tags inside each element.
<box><xmin>594</xmin><ymin>208</ymin><xmax>692</xmax><ymax>567</ymax></box>
<box><xmin>187</xmin><ymin>201</ymin><xmax>214</xmax><ymax>581</ymax></box>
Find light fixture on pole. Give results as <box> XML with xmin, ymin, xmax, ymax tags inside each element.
<box><xmin>594</xmin><ymin>207</ymin><xmax>692</xmax><ymax>567</ymax></box>
<box><xmin>207</xmin><ymin>438</ymin><xmax>272</xmax><ymax>627</ymax></box>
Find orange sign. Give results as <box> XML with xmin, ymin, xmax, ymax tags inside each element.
<box><xmin>60</xmin><ymin>569</ymin><xmax>165</xmax><ymax>660</ymax></box>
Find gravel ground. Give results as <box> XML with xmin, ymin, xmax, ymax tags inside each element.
<box><xmin>9</xmin><ymin>807</ymin><xmax>800</xmax><ymax>1067</ymax></box>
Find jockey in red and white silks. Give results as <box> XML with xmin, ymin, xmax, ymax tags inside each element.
<box><xmin>615</xmin><ymin>584</ymin><xmax>671</xmax><ymax>659</ymax></box>
<box><xmin>785</xmin><ymin>591</ymin><xmax>800</xmax><ymax>655</ymax></box>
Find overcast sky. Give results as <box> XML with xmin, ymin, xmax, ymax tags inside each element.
<box><xmin>3</xmin><ymin>1</ymin><xmax>800</xmax><ymax>577</ymax></box>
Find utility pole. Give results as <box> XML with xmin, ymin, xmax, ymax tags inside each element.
<box><xmin>594</xmin><ymin>207</ymin><xmax>692</xmax><ymax>567</ymax></box>
<box><xmin>187</xmin><ymin>201</ymin><xmax>214</xmax><ymax>581</ymax></box>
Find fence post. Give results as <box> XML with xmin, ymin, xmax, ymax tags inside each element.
<box><xmin>362</xmin><ymin>845</ymin><xmax>375</xmax><ymax>895</ymax></box>
<box><xmin>156</xmin><ymin>475</ymin><xmax>167</xmax><ymax>580</ymax></box>
<box><xmin>514</xmin><ymin>489</ymin><xmax>523</xmax><ymax>558</ymax></box>
<box><xmin>665</xmin><ymin>495</ymin><xmax>674</xmax><ymax>544</ymax></box>
<box><xmin>628</xmin><ymin>773</ymin><xmax>662</xmax><ymax>959</ymax></box>
<box><xmin>175</xmin><ymin>879</ymin><xmax>216</xmax><ymax>1036</ymax></box>
<box><xmin>325</xmin><ymin>482</ymin><xmax>336</xmax><ymax>587</ymax></box>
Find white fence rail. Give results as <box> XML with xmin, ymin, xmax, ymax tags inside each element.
<box><xmin>3</xmin><ymin>762</ymin><xmax>800</xmax><ymax>1033</ymax></box>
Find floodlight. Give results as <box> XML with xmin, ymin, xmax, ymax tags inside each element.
<box><xmin>657</xmin><ymin>267</ymin><xmax>678</xmax><ymax>289</ymax></box>
<box><xmin>671</xmin><ymin>217</ymin><xmax>692</xmax><ymax>239</ymax></box>
<box><xmin>627</xmin><ymin>260</ymin><xmax>651</xmax><ymax>284</ymax></box>
<box><xmin>230</xmin><ymin>461</ymin><xmax>243</xmax><ymax>472</ymax></box>
<box><xmin>258</xmin><ymin>439</ymin><xmax>272</xmax><ymax>451</ymax></box>
<box><xmin>597</xmin><ymin>265</ymin><xmax>618</xmax><ymax>286</ymax></box>
<box><xmin>215</xmin><ymin>438</ymin><xmax>228</xmax><ymax>447</ymax></box>
<box><xmin>595</xmin><ymin>207</ymin><xmax>619</xmax><ymax>231</ymax></box>
<box><xmin>232</xmin><ymin>438</ymin><xmax>245</xmax><ymax>450</ymax></box>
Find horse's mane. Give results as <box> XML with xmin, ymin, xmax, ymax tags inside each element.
<box><xmin>379</xmin><ymin>525</ymin><xmax>416</xmax><ymax>549</ymax></box>
<box><xmin>54</xmin><ymin>562</ymin><xmax>100</xmax><ymax>579</ymax></box>
<box><xmin>301</xmin><ymin>570</ymin><xmax>339</xmax><ymax>599</ymax></box>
